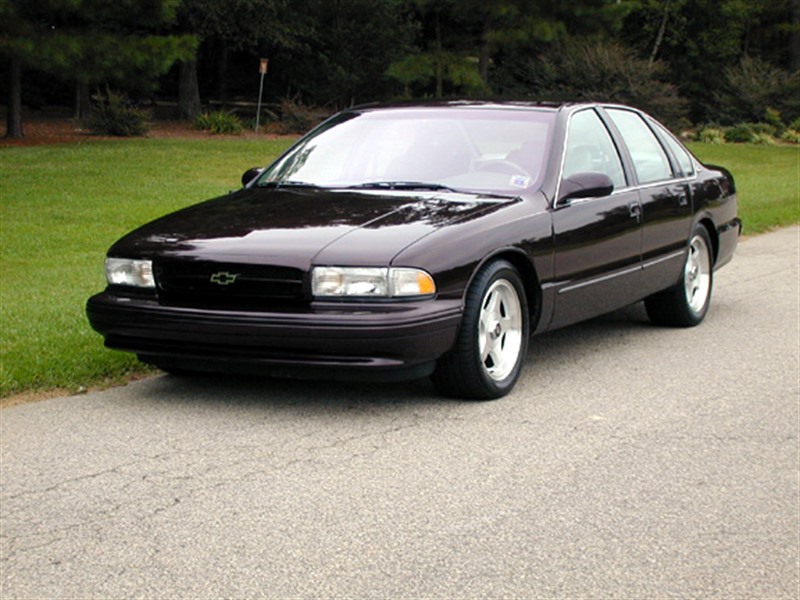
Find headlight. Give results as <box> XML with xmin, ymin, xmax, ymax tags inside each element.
<box><xmin>105</xmin><ymin>258</ymin><xmax>155</xmax><ymax>288</ymax></box>
<box><xmin>312</xmin><ymin>267</ymin><xmax>435</xmax><ymax>298</ymax></box>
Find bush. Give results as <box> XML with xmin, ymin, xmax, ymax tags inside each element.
<box><xmin>764</xmin><ymin>107</ymin><xmax>784</xmax><ymax>135</ymax></box>
<box><xmin>277</xmin><ymin>96</ymin><xmax>333</xmax><ymax>134</ymax></box>
<box><xmin>724</xmin><ymin>123</ymin><xmax>756</xmax><ymax>143</ymax></box>
<box><xmin>714</xmin><ymin>57</ymin><xmax>800</xmax><ymax>125</ymax></box>
<box><xmin>700</xmin><ymin>122</ymin><xmax>791</xmax><ymax>145</ymax></box>
<box><xmin>752</xmin><ymin>133</ymin><xmax>777</xmax><ymax>146</ymax></box>
<box><xmin>508</xmin><ymin>40</ymin><xmax>688</xmax><ymax>127</ymax></box>
<box><xmin>748</xmin><ymin>122</ymin><xmax>777</xmax><ymax>137</ymax></box>
<box><xmin>722</xmin><ymin>123</ymin><xmax>780</xmax><ymax>144</ymax></box>
<box><xmin>695</xmin><ymin>127</ymin><xmax>726</xmax><ymax>144</ymax></box>
<box><xmin>87</xmin><ymin>89</ymin><xmax>150</xmax><ymax>137</ymax></box>
<box><xmin>194</xmin><ymin>111</ymin><xmax>244</xmax><ymax>135</ymax></box>
<box><xmin>780</xmin><ymin>129</ymin><xmax>800</xmax><ymax>144</ymax></box>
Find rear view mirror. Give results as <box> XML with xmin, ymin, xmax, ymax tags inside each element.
<box><xmin>558</xmin><ymin>172</ymin><xmax>614</xmax><ymax>204</ymax></box>
<box><xmin>241</xmin><ymin>167</ymin><xmax>264</xmax><ymax>187</ymax></box>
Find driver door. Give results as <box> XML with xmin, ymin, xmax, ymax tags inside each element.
<box><xmin>550</xmin><ymin>108</ymin><xmax>643</xmax><ymax>329</ymax></box>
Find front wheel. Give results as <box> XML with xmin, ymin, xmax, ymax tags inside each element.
<box><xmin>432</xmin><ymin>260</ymin><xmax>529</xmax><ymax>400</ymax></box>
<box><xmin>645</xmin><ymin>224</ymin><xmax>714</xmax><ymax>327</ymax></box>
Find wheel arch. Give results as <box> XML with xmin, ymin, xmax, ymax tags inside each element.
<box><xmin>697</xmin><ymin>216</ymin><xmax>719</xmax><ymax>264</ymax></box>
<box><xmin>469</xmin><ymin>248</ymin><xmax>543</xmax><ymax>334</ymax></box>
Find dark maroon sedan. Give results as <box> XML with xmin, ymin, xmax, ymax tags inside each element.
<box><xmin>87</xmin><ymin>101</ymin><xmax>741</xmax><ymax>399</ymax></box>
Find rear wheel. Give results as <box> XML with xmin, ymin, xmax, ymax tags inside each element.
<box><xmin>432</xmin><ymin>260</ymin><xmax>529</xmax><ymax>400</ymax></box>
<box><xmin>645</xmin><ymin>224</ymin><xmax>714</xmax><ymax>327</ymax></box>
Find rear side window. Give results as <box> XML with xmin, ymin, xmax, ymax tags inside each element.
<box><xmin>607</xmin><ymin>109</ymin><xmax>673</xmax><ymax>184</ymax></box>
<box><xmin>652</xmin><ymin>121</ymin><xmax>695</xmax><ymax>176</ymax></box>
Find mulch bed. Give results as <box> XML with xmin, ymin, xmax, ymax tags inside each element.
<box><xmin>1</xmin><ymin>111</ymin><xmax>292</xmax><ymax>147</ymax></box>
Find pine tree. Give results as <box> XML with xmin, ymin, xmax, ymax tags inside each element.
<box><xmin>1</xmin><ymin>0</ymin><xmax>195</xmax><ymax>138</ymax></box>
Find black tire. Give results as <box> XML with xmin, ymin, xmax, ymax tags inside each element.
<box><xmin>432</xmin><ymin>260</ymin><xmax>529</xmax><ymax>400</ymax></box>
<box><xmin>645</xmin><ymin>224</ymin><xmax>714</xmax><ymax>327</ymax></box>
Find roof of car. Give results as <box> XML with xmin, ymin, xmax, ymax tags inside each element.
<box><xmin>349</xmin><ymin>99</ymin><xmax>575</xmax><ymax>112</ymax></box>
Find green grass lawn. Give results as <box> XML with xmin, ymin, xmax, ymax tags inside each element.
<box><xmin>1</xmin><ymin>139</ymin><xmax>798</xmax><ymax>398</ymax></box>
<box><xmin>688</xmin><ymin>143</ymin><xmax>800</xmax><ymax>234</ymax></box>
<box><xmin>1</xmin><ymin>137</ymin><xmax>294</xmax><ymax>397</ymax></box>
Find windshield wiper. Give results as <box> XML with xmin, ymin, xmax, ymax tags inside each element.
<box><xmin>347</xmin><ymin>181</ymin><xmax>456</xmax><ymax>192</ymax></box>
<box><xmin>257</xmin><ymin>180</ymin><xmax>319</xmax><ymax>189</ymax></box>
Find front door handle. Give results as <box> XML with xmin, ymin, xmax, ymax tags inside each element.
<box><xmin>629</xmin><ymin>202</ymin><xmax>642</xmax><ymax>222</ymax></box>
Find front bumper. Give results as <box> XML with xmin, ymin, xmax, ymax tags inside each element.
<box><xmin>86</xmin><ymin>292</ymin><xmax>463</xmax><ymax>381</ymax></box>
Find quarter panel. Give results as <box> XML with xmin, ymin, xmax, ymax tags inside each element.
<box><xmin>692</xmin><ymin>165</ymin><xmax>740</xmax><ymax>267</ymax></box>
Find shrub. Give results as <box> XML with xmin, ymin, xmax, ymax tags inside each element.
<box><xmin>714</xmin><ymin>57</ymin><xmax>800</xmax><ymax>125</ymax></box>
<box><xmin>695</xmin><ymin>127</ymin><xmax>726</xmax><ymax>144</ymax></box>
<box><xmin>752</xmin><ymin>133</ymin><xmax>776</xmax><ymax>146</ymax></box>
<box><xmin>724</xmin><ymin>123</ymin><xmax>756</xmax><ymax>143</ymax></box>
<box><xmin>194</xmin><ymin>110</ymin><xmax>244</xmax><ymax>135</ymax></box>
<box><xmin>277</xmin><ymin>95</ymin><xmax>333</xmax><ymax>134</ymax></box>
<box><xmin>764</xmin><ymin>107</ymin><xmax>784</xmax><ymax>135</ymax></box>
<box><xmin>510</xmin><ymin>40</ymin><xmax>688</xmax><ymax>127</ymax></box>
<box><xmin>748</xmin><ymin>122</ymin><xmax>777</xmax><ymax>137</ymax></box>
<box><xmin>780</xmin><ymin>129</ymin><xmax>800</xmax><ymax>144</ymax></box>
<box><xmin>722</xmin><ymin>123</ymin><xmax>781</xmax><ymax>144</ymax></box>
<box><xmin>87</xmin><ymin>89</ymin><xmax>150</xmax><ymax>137</ymax></box>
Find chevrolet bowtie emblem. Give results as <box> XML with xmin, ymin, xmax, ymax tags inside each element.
<box><xmin>209</xmin><ymin>271</ymin><xmax>239</xmax><ymax>285</ymax></box>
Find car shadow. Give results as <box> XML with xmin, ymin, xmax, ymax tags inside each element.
<box><xmin>139</xmin><ymin>368</ymin><xmax>441</xmax><ymax>408</ymax></box>
<box><xmin>122</xmin><ymin>301</ymin><xmax>654</xmax><ymax>411</ymax></box>
<box><xmin>526</xmin><ymin>301</ymin><xmax>651</xmax><ymax>365</ymax></box>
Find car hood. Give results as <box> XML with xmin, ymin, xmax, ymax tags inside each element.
<box><xmin>110</xmin><ymin>186</ymin><xmax>521</xmax><ymax>269</ymax></box>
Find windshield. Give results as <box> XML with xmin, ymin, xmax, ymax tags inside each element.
<box><xmin>257</xmin><ymin>107</ymin><xmax>555</xmax><ymax>194</ymax></box>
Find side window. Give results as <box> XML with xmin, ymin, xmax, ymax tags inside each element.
<box><xmin>652</xmin><ymin>121</ymin><xmax>695</xmax><ymax>176</ymax></box>
<box><xmin>607</xmin><ymin>109</ymin><xmax>673</xmax><ymax>184</ymax></box>
<box><xmin>563</xmin><ymin>109</ymin><xmax>626</xmax><ymax>189</ymax></box>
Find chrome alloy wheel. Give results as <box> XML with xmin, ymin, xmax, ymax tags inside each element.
<box><xmin>684</xmin><ymin>233</ymin><xmax>712</xmax><ymax>313</ymax></box>
<box><xmin>478</xmin><ymin>279</ymin><xmax>523</xmax><ymax>381</ymax></box>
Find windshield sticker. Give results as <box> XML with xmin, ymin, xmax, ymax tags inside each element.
<box><xmin>510</xmin><ymin>175</ymin><xmax>531</xmax><ymax>188</ymax></box>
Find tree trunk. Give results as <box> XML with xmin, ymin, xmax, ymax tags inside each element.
<box><xmin>791</xmin><ymin>0</ymin><xmax>800</xmax><ymax>72</ymax></box>
<box><xmin>74</xmin><ymin>81</ymin><xmax>92</xmax><ymax>120</ymax></box>
<box><xmin>178</xmin><ymin>59</ymin><xmax>201</xmax><ymax>120</ymax></box>
<box><xmin>479</xmin><ymin>14</ymin><xmax>491</xmax><ymax>85</ymax></box>
<box><xmin>435</xmin><ymin>11</ymin><xmax>443</xmax><ymax>98</ymax></box>
<box><xmin>216</xmin><ymin>39</ymin><xmax>229</xmax><ymax>106</ymax></box>
<box><xmin>649</xmin><ymin>1</ymin><xmax>670</xmax><ymax>65</ymax></box>
<box><xmin>5</xmin><ymin>54</ymin><xmax>24</xmax><ymax>139</ymax></box>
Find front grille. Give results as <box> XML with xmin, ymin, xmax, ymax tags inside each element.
<box><xmin>154</xmin><ymin>260</ymin><xmax>306</xmax><ymax>310</ymax></box>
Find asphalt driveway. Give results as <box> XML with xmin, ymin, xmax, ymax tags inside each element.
<box><xmin>2</xmin><ymin>227</ymin><xmax>798</xmax><ymax>599</ymax></box>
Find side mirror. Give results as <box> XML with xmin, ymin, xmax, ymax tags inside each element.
<box><xmin>558</xmin><ymin>172</ymin><xmax>614</xmax><ymax>204</ymax></box>
<box><xmin>241</xmin><ymin>167</ymin><xmax>265</xmax><ymax>187</ymax></box>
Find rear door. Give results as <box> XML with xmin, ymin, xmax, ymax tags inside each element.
<box><xmin>603</xmin><ymin>107</ymin><xmax>693</xmax><ymax>297</ymax></box>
